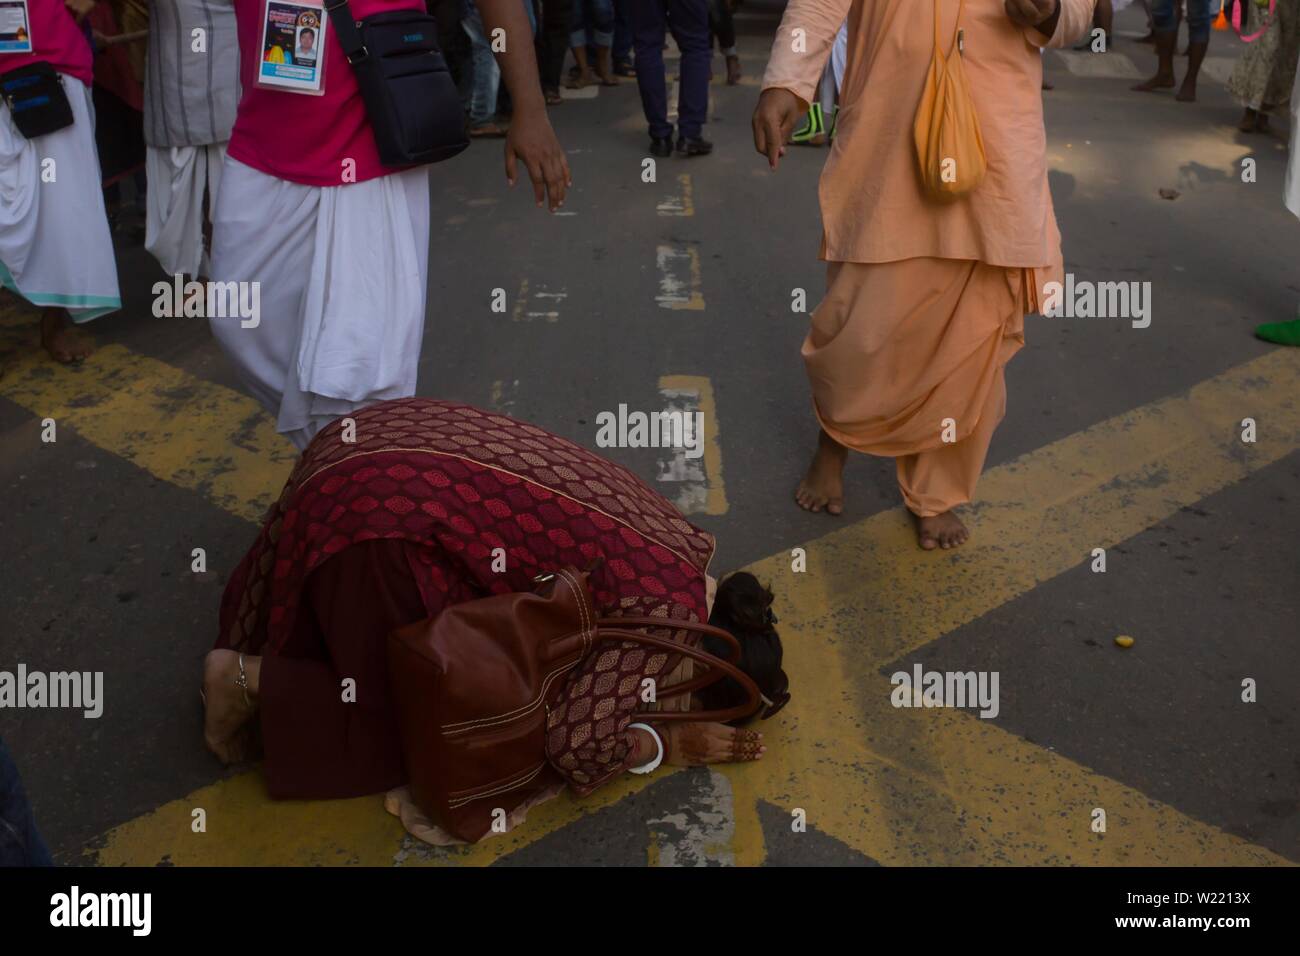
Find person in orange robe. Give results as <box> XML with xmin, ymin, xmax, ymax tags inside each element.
<box><xmin>754</xmin><ymin>0</ymin><xmax>1093</xmax><ymax>549</ymax></box>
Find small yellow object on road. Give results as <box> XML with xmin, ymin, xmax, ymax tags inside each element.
<box><xmin>1114</xmin><ymin>635</ymin><xmax>1135</xmax><ymax>649</ymax></box>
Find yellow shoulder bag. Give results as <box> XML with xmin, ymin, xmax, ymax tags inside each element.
<box><xmin>913</xmin><ymin>0</ymin><xmax>988</xmax><ymax>202</ymax></box>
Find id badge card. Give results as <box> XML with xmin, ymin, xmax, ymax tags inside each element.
<box><xmin>257</xmin><ymin>0</ymin><xmax>327</xmax><ymax>95</ymax></box>
<box><xmin>0</xmin><ymin>0</ymin><xmax>34</xmax><ymax>54</ymax></box>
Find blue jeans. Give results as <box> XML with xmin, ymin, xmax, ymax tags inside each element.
<box><xmin>1152</xmin><ymin>0</ymin><xmax>1213</xmax><ymax>43</ymax></box>
<box><xmin>570</xmin><ymin>0</ymin><xmax>614</xmax><ymax>48</ymax></box>
<box><xmin>461</xmin><ymin>2</ymin><xmax>502</xmax><ymax>126</ymax></box>
<box><xmin>631</xmin><ymin>0</ymin><xmax>710</xmax><ymax>140</ymax></box>
<box><xmin>1</xmin><ymin>737</ymin><xmax>53</xmax><ymax>867</ymax></box>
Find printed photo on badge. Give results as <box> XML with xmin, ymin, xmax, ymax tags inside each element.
<box><xmin>257</xmin><ymin>0</ymin><xmax>326</xmax><ymax>94</ymax></box>
<box><xmin>0</xmin><ymin>0</ymin><xmax>33</xmax><ymax>54</ymax></box>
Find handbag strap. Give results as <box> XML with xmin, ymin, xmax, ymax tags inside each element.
<box><xmin>324</xmin><ymin>0</ymin><xmax>369</xmax><ymax>64</ymax></box>
<box><xmin>934</xmin><ymin>0</ymin><xmax>966</xmax><ymax>61</ymax></box>
<box><xmin>593</xmin><ymin>618</ymin><xmax>762</xmax><ymax>724</ymax></box>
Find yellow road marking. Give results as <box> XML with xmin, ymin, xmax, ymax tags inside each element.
<box><xmin>80</xmin><ymin>349</ymin><xmax>1299</xmax><ymax>865</ymax></box>
<box><xmin>657</xmin><ymin>174</ymin><xmax>695</xmax><ymax>217</ymax></box>
<box><xmin>0</xmin><ymin>328</ymin><xmax>295</xmax><ymax>523</ymax></box>
<box><xmin>658</xmin><ymin>374</ymin><xmax>728</xmax><ymax>516</ymax></box>
<box><xmin>655</xmin><ymin>244</ymin><xmax>705</xmax><ymax>311</ymax></box>
<box><xmin>511</xmin><ymin>277</ymin><xmax>529</xmax><ymax>323</ymax></box>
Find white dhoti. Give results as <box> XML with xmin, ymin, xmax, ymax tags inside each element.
<box><xmin>0</xmin><ymin>76</ymin><xmax>120</xmax><ymax>322</ymax></box>
<box><xmin>209</xmin><ymin>157</ymin><xmax>431</xmax><ymax>450</ymax></box>
<box><xmin>145</xmin><ymin>142</ymin><xmax>228</xmax><ymax>278</ymax></box>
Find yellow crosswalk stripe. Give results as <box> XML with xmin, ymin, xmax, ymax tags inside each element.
<box><xmin>0</xmin><ymin>326</ymin><xmax>295</xmax><ymax>522</ymax></box>
<box><xmin>55</xmin><ymin>335</ymin><xmax>1296</xmax><ymax>865</ymax></box>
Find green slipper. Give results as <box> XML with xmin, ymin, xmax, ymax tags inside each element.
<box><xmin>791</xmin><ymin>103</ymin><xmax>824</xmax><ymax>145</ymax></box>
<box><xmin>1253</xmin><ymin>317</ymin><xmax>1300</xmax><ymax>347</ymax></box>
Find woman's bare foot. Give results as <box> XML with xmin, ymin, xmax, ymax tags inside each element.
<box><xmin>202</xmin><ymin>650</ymin><xmax>257</xmax><ymax>764</ymax></box>
<box><xmin>1175</xmin><ymin>77</ymin><xmax>1197</xmax><ymax>102</ymax></box>
<box><xmin>916</xmin><ymin>511</ymin><xmax>969</xmax><ymax>551</ymax></box>
<box><xmin>795</xmin><ymin>429</ymin><xmax>847</xmax><ymax>515</ymax></box>
<box><xmin>40</xmin><ymin>308</ymin><xmax>93</xmax><ymax>363</ymax></box>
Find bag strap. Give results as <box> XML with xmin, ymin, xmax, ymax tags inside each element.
<box><xmin>593</xmin><ymin>617</ymin><xmax>761</xmax><ymax>724</ymax></box>
<box><xmin>934</xmin><ymin>0</ymin><xmax>966</xmax><ymax>61</ymax></box>
<box><xmin>1234</xmin><ymin>0</ymin><xmax>1277</xmax><ymax>43</ymax></box>
<box><xmin>324</xmin><ymin>0</ymin><xmax>370</xmax><ymax>64</ymax></box>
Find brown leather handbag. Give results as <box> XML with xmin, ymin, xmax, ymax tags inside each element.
<box><xmin>387</xmin><ymin>566</ymin><xmax>761</xmax><ymax>843</ymax></box>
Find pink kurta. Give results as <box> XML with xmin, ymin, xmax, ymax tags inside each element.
<box><xmin>761</xmin><ymin>0</ymin><xmax>1095</xmax><ymax>269</ymax></box>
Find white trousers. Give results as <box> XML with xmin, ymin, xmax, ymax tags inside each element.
<box><xmin>0</xmin><ymin>76</ymin><xmax>119</xmax><ymax>321</ymax></box>
<box><xmin>145</xmin><ymin>142</ymin><xmax>228</xmax><ymax>278</ymax></box>
<box><xmin>209</xmin><ymin>157</ymin><xmax>431</xmax><ymax>450</ymax></box>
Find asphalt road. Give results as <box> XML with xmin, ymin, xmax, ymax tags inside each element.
<box><xmin>1</xmin><ymin>3</ymin><xmax>1297</xmax><ymax>866</ymax></box>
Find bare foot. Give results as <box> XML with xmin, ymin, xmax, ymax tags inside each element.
<box><xmin>916</xmin><ymin>511</ymin><xmax>969</xmax><ymax>551</ymax></box>
<box><xmin>1132</xmin><ymin>72</ymin><xmax>1175</xmax><ymax>93</ymax></box>
<box><xmin>1175</xmin><ymin>79</ymin><xmax>1197</xmax><ymax>102</ymax></box>
<box><xmin>795</xmin><ymin>430</ymin><xmax>847</xmax><ymax>515</ymax></box>
<box><xmin>566</xmin><ymin>69</ymin><xmax>591</xmax><ymax>90</ymax></box>
<box><xmin>40</xmin><ymin>308</ymin><xmax>94</xmax><ymax>363</ymax></box>
<box><xmin>726</xmin><ymin>54</ymin><xmax>742</xmax><ymax>86</ymax></box>
<box><xmin>202</xmin><ymin>650</ymin><xmax>256</xmax><ymax>764</ymax></box>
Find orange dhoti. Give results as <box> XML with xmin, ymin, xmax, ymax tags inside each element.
<box><xmin>803</xmin><ymin>257</ymin><xmax>1040</xmax><ymax>518</ymax></box>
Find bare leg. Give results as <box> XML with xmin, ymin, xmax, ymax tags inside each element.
<box><xmin>1176</xmin><ymin>39</ymin><xmax>1207</xmax><ymax>102</ymax></box>
<box><xmin>795</xmin><ymin>427</ymin><xmax>847</xmax><ymax>515</ymax></box>
<box><xmin>39</xmin><ymin>307</ymin><xmax>94</xmax><ymax>363</ymax></box>
<box><xmin>1132</xmin><ymin>29</ymin><xmax>1177</xmax><ymax>91</ymax></box>
<box><xmin>595</xmin><ymin>45</ymin><xmax>617</xmax><ymax>85</ymax></box>
<box><xmin>567</xmin><ymin>46</ymin><xmax>592</xmax><ymax>88</ymax></box>
<box><xmin>202</xmin><ymin>649</ymin><xmax>260</xmax><ymax>764</ymax></box>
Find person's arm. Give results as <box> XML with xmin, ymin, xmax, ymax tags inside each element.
<box><xmin>64</xmin><ymin>0</ymin><xmax>99</xmax><ymax>20</ymax></box>
<box><xmin>475</xmin><ymin>0</ymin><xmax>571</xmax><ymax>212</ymax></box>
<box><xmin>1008</xmin><ymin>0</ymin><xmax>1097</xmax><ymax>48</ymax></box>
<box><xmin>628</xmin><ymin>723</ymin><xmax>764</xmax><ymax>768</ymax></box>
<box><xmin>752</xmin><ymin>0</ymin><xmax>852</xmax><ymax>169</ymax></box>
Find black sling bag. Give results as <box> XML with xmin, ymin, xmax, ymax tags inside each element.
<box><xmin>323</xmin><ymin>0</ymin><xmax>469</xmax><ymax>167</ymax></box>
<box><xmin>0</xmin><ymin>63</ymin><xmax>74</xmax><ymax>140</ymax></box>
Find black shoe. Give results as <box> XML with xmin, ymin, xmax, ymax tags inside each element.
<box><xmin>649</xmin><ymin>136</ymin><xmax>673</xmax><ymax>157</ymax></box>
<box><xmin>675</xmin><ymin>136</ymin><xmax>713</xmax><ymax>157</ymax></box>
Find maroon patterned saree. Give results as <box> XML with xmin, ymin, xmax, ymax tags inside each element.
<box><xmin>218</xmin><ymin>398</ymin><xmax>716</xmax><ymax>795</ymax></box>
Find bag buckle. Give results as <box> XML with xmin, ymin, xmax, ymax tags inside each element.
<box><xmin>347</xmin><ymin>45</ymin><xmax>369</xmax><ymax>64</ymax></box>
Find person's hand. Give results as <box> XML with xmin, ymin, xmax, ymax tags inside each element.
<box><xmin>504</xmin><ymin>108</ymin><xmax>571</xmax><ymax>213</ymax></box>
<box><xmin>752</xmin><ymin>87</ymin><xmax>804</xmax><ymax>171</ymax></box>
<box><xmin>664</xmin><ymin>722</ymin><xmax>765</xmax><ymax>766</ymax></box>
<box><xmin>1004</xmin><ymin>0</ymin><xmax>1059</xmax><ymax>30</ymax></box>
<box><xmin>65</xmin><ymin>0</ymin><xmax>96</xmax><ymax>20</ymax></box>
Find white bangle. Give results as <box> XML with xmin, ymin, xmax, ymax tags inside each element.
<box><xmin>626</xmin><ymin>722</ymin><xmax>664</xmax><ymax>775</ymax></box>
